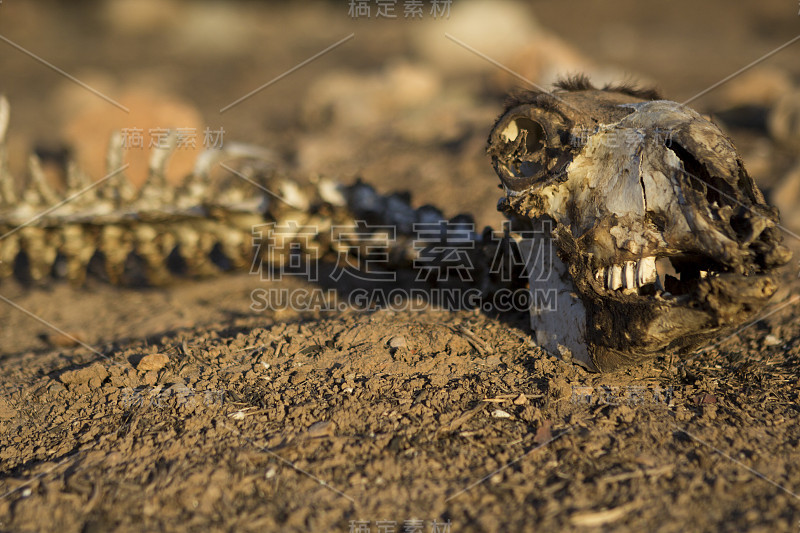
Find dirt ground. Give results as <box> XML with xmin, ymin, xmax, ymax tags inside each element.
<box><xmin>1</xmin><ymin>1</ymin><xmax>800</xmax><ymax>532</ymax></box>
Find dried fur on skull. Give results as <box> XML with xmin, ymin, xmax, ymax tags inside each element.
<box><xmin>488</xmin><ymin>75</ymin><xmax>792</xmax><ymax>372</ymax></box>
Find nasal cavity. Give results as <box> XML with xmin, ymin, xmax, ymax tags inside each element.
<box><xmin>670</xmin><ymin>143</ymin><xmax>738</xmax><ymax>209</ymax></box>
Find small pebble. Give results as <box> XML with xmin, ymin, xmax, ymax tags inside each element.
<box><xmin>763</xmin><ymin>334</ymin><xmax>782</xmax><ymax>347</ymax></box>
<box><xmin>60</xmin><ymin>363</ymin><xmax>109</xmax><ymax>388</ymax></box>
<box><xmin>388</xmin><ymin>336</ymin><xmax>407</xmax><ymax>349</ymax></box>
<box><xmin>484</xmin><ymin>355</ymin><xmax>502</xmax><ymax>367</ymax></box>
<box><xmin>769</xmin><ymin>90</ymin><xmax>800</xmax><ymax>148</ymax></box>
<box><xmin>43</xmin><ymin>331</ymin><xmax>86</xmax><ymax>348</ymax></box>
<box><xmin>0</xmin><ymin>398</ymin><xmax>17</xmax><ymax>420</ymax></box>
<box><xmin>137</xmin><ymin>353</ymin><xmax>169</xmax><ymax>372</ymax></box>
<box><xmin>491</xmin><ymin>409</ymin><xmax>511</xmax><ymax>419</ymax></box>
<box><xmin>307</xmin><ymin>420</ymin><xmax>334</xmax><ymax>437</ymax></box>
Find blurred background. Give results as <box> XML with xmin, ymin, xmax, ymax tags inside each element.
<box><xmin>0</xmin><ymin>0</ymin><xmax>798</xmax><ymax>368</ymax></box>
<box><xmin>1</xmin><ymin>0</ymin><xmax>799</xmax><ymax>232</ymax></box>
<box><xmin>2</xmin><ymin>5</ymin><xmax>799</xmax><ymax>530</ymax></box>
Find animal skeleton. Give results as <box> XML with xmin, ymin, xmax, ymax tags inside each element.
<box><xmin>488</xmin><ymin>77</ymin><xmax>791</xmax><ymax>370</ymax></box>
<box><xmin>0</xmin><ymin>78</ymin><xmax>790</xmax><ymax>371</ymax></box>
<box><xmin>0</xmin><ymin>95</ymin><xmax>505</xmax><ymax>291</ymax></box>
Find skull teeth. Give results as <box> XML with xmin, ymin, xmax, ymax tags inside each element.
<box><xmin>637</xmin><ymin>256</ymin><xmax>657</xmax><ymax>286</ymax></box>
<box><xmin>595</xmin><ymin>256</ymin><xmax>722</xmax><ymax>298</ymax></box>
<box><xmin>607</xmin><ymin>265</ymin><xmax>623</xmax><ymax>290</ymax></box>
<box><xmin>595</xmin><ymin>256</ymin><xmax>673</xmax><ymax>294</ymax></box>
<box><xmin>622</xmin><ymin>261</ymin><xmax>636</xmax><ymax>292</ymax></box>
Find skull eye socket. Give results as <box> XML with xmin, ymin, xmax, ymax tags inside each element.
<box><xmin>495</xmin><ymin>116</ymin><xmax>550</xmax><ymax>189</ymax></box>
<box><xmin>501</xmin><ymin>117</ymin><xmax>545</xmax><ymax>153</ymax></box>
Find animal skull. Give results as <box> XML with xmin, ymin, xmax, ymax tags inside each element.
<box><xmin>488</xmin><ymin>80</ymin><xmax>792</xmax><ymax>371</ymax></box>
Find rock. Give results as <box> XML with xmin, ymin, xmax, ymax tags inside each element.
<box><xmin>413</xmin><ymin>0</ymin><xmax>539</xmax><ymax>75</ymax></box>
<box><xmin>769</xmin><ymin>89</ymin><xmax>800</xmax><ymax>148</ymax></box>
<box><xmin>771</xmin><ymin>159</ymin><xmax>800</xmax><ymax>233</ymax></box>
<box><xmin>0</xmin><ymin>397</ymin><xmax>17</xmax><ymax>420</ymax></box>
<box><xmin>60</xmin><ymin>84</ymin><xmax>205</xmax><ymax>187</ymax></box>
<box><xmin>388</xmin><ymin>336</ymin><xmax>407</xmax><ymax>349</ymax></box>
<box><xmin>717</xmin><ymin>66</ymin><xmax>792</xmax><ymax>109</ymax></box>
<box><xmin>301</xmin><ymin>62</ymin><xmax>442</xmax><ymax>131</ymax></box>
<box><xmin>102</xmin><ymin>0</ymin><xmax>181</xmax><ymax>34</ymax></box>
<box><xmin>42</xmin><ymin>331</ymin><xmax>86</xmax><ymax>348</ymax></box>
<box><xmin>533</xmin><ymin>420</ymin><xmax>553</xmax><ymax>444</ymax></box>
<box><xmin>143</xmin><ymin>370</ymin><xmax>160</xmax><ymax>386</ymax></box>
<box><xmin>763</xmin><ymin>334</ymin><xmax>782</xmax><ymax>347</ymax></box>
<box><xmin>492</xmin><ymin>32</ymin><xmax>594</xmax><ymax>90</ymax></box>
<box><xmin>484</xmin><ymin>355</ymin><xmax>502</xmax><ymax>367</ymax></box>
<box><xmin>60</xmin><ymin>362</ymin><xmax>109</xmax><ymax>389</ymax></box>
<box><xmin>307</xmin><ymin>420</ymin><xmax>334</xmax><ymax>437</ymax></box>
<box><xmin>137</xmin><ymin>353</ymin><xmax>170</xmax><ymax>372</ymax></box>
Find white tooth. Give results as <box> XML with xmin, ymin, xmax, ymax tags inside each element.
<box><xmin>607</xmin><ymin>265</ymin><xmax>622</xmax><ymax>290</ymax></box>
<box><xmin>699</xmin><ymin>270</ymin><xmax>708</xmax><ymax>278</ymax></box>
<box><xmin>623</xmin><ymin>261</ymin><xmax>636</xmax><ymax>289</ymax></box>
<box><xmin>637</xmin><ymin>257</ymin><xmax>657</xmax><ymax>286</ymax></box>
<box><xmin>595</xmin><ymin>267</ymin><xmax>606</xmax><ymax>283</ymax></box>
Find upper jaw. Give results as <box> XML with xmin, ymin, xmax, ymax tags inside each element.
<box><xmin>590</xmin><ymin>252</ymin><xmax>733</xmax><ymax>301</ymax></box>
<box><xmin>575</xmin><ymin>217</ymin><xmax>781</xmax><ymax>303</ymax></box>
<box><xmin>589</xmin><ymin>252</ymin><xmax>779</xmax><ymax>315</ymax></box>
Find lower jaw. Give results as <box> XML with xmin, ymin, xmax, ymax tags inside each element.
<box><xmin>585</xmin><ymin>272</ymin><xmax>780</xmax><ymax>371</ymax></box>
<box><xmin>522</xmin><ymin>232</ymin><xmax>780</xmax><ymax>371</ymax></box>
